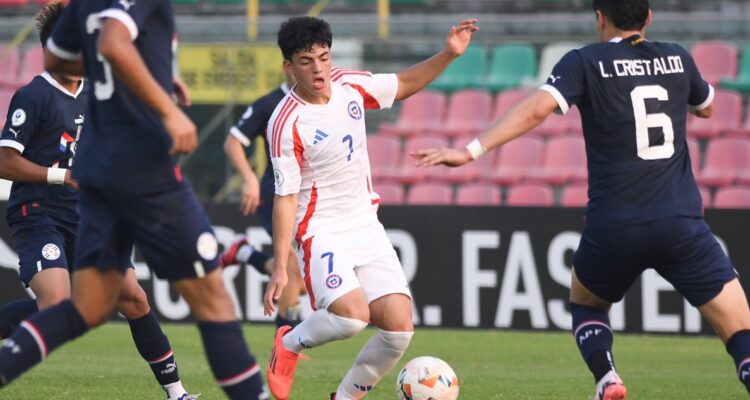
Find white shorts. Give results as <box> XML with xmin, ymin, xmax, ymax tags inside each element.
<box><xmin>296</xmin><ymin>222</ymin><xmax>411</xmax><ymax>310</ymax></box>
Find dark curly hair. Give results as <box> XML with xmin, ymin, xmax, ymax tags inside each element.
<box><xmin>36</xmin><ymin>1</ymin><xmax>66</xmax><ymax>48</ymax></box>
<box><xmin>592</xmin><ymin>0</ymin><xmax>650</xmax><ymax>31</ymax></box>
<box><xmin>277</xmin><ymin>16</ymin><xmax>333</xmax><ymax>61</ymax></box>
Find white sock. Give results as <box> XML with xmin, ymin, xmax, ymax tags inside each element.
<box><xmin>236</xmin><ymin>245</ymin><xmax>254</xmax><ymax>263</ymax></box>
<box><xmin>163</xmin><ymin>381</ymin><xmax>188</xmax><ymax>399</ymax></box>
<box><xmin>281</xmin><ymin>309</ymin><xmax>367</xmax><ymax>353</ymax></box>
<box><xmin>336</xmin><ymin>330</ymin><xmax>414</xmax><ymax>400</ymax></box>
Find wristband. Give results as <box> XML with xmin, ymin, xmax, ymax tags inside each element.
<box><xmin>465</xmin><ymin>138</ymin><xmax>487</xmax><ymax>160</ymax></box>
<box><xmin>47</xmin><ymin>168</ymin><xmax>66</xmax><ymax>185</ymax></box>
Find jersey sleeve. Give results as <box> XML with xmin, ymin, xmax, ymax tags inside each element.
<box><xmin>99</xmin><ymin>0</ymin><xmax>166</xmax><ymax>41</ymax></box>
<box><xmin>46</xmin><ymin>0</ymin><xmax>82</xmax><ymax>62</ymax></box>
<box><xmin>0</xmin><ymin>89</ymin><xmax>39</xmax><ymax>154</ymax></box>
<box><xmin>231</xmin><ymin>102</ymin><xmax>269</xmax><ymax>147</ymax></box>
<box><xmin>333</xmin><ymin>69</ymin><xmax>398</xmax><ymax>110</ymax></box>
<box><xmin>681</xmin><ymin>49</ymin><xmax>714</xmax><ymax>112</ymax></box>
<box><xmin>539</xmin><ymin>50</ymin><xmax>586</xmax><ymax>115</ymax></box>
<box><xmin>267</xmin><ymin>108</ymin><xmax>302</xmax><ymax>196</ymax></box>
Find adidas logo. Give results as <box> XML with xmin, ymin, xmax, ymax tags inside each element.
<box><xmin>314</xmin><ymin>129</ymin><xmax>329</xmax><ymax>145</ymax></box>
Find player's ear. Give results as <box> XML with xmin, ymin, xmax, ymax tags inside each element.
<box><xmin>643</xmin><ymin>9</ymin><xmax>653</xmax><ymax>31</ymax></box>
<box><xmin>595</xmin><ymin>10</ymin><xmax>606</xmax><ymax>30</ymax></box>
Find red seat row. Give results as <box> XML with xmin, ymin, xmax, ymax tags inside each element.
<box><xmin>0</xmin><ymin>45</ymin><xmax>44</xmax><ymax>89</ymax></box>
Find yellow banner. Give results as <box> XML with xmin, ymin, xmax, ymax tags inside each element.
<box><xmin>178</xmin><ymin>44</ymin><xmax>284</xmax><ymax>105</ymax></box>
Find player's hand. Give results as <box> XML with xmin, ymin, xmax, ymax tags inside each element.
<box><xmin>173</xmin><ymin>77</ymin><xmax>192</xmax><ymax>107</ymax></box>
<box><xmin>411</xmin><ymin>147</ymin><xmax>473</xmax><ymax>168</ymax></box>
<box><xmin>264</xmin><ymin>267</ymin><xmax>289</xmax><ymax>316</ymax></box>
<box><xmin>240</xmin><ymin>175</ymin><xmax>261</xmax><ymax>215</ymax></box>
<box><xmin>163</xmin><ymin>107</ymin><xmax>198</xmax><ymax>155</ymax></box>
<box><xmin>64</xmin><ymin>170</ymin><xmax>79</xmax><ymax>190</ymax></box>
<box><xmin>445</xmin><ymin>19</ymin><xmax>479</xmax><ymax>57</ymax></box>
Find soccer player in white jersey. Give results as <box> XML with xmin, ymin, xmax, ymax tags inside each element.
<box><xmin>263</xmin><ymin>16</ymin><xmax>478</xmax><ymax>400</ymax></box>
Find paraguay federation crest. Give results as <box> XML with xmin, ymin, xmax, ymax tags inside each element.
<box><xmin>347</xmin><ymin>101</ymin><xmax>362</xmax><ymax>120</ymax></box>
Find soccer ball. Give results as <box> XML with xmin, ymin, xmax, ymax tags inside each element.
<box><xmin>395</xmin><ymin>356</ymin><xmax>459</xmax><ymax>400</ymax></box>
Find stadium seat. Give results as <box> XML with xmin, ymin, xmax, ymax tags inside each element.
<box><xmin>429</xmin><ymin>45</ymin><xmax>487</xmax><ymax>92</ymax></box>
<box><xmin>691</xmin><ymin>41</ymin><xmax>738</xmax><ymax>86</ymax></box>
<box><xmin>486</xmin><ymin>44</ymin><xmax>537</xmax><ymax>92</ymax></box>
<box><xmin>440</xmin><ymin>136</ymin><xmax>495</xmax><ymax>183</ymax></box>
<box><xmin>406</xmin><ymin>183</ymin><xmax>453</xmax><ymax>205</ymax></box>
<box><xmin>686</xmin><ymin>89</ymin><xmax>742</xmax><ymax>138</ymax></box>
<box><xmin>378</xmin><ymin>91</ymin><xmax>446</xmax><ymax>137</ymax></box>
<box><xmin>395</xmin><ymin>136</ymin><xmax>449</xmax><ymax>184</ymax></box>
<box><xmin>374</xmin><ymin>182</ymin><xmax>405</xmax><ymax>205</ymax></box>
<box><xmin>560</xmin><ymin>184</ymin><xmax>588</xmax><ymax>207</ymax></box>
<box><xmin>491</xmin><ymin>89</ymin><xmax>532</xmax><ymax>123</ymax></box>
<box><xmin>455</xmin><ymin>183</ymin><xmax>501</xmax><ymax>206</ymax></box>
<box><xmin>528</xmin><ymin>136</ymin><xmax>587</xmax><ymax>185</ymax></box>
<box><xmin>0</xmin><ymin>0</ymin><xmax>27</xmax><ymax>6</ymax></box>
<box><xmin>696</xmin><ymin>138</ymin><xmax>750</xmax><ymax>187</ymax></box>
<box><xmin>429</xmin><ymin>89</ymin><xmax>492</xmax><ymax>138</ymax></box>
<box><xmin>367</xmin><ymin>135</ymin><xmax>401</xmax><ymax>182</ymax></box>
<box><xmin>0</xmin><ymin>88</ymin><xmax>13</xmax><ymax>127</ymax></box>
<box><xmin>721</xmin><ymin>44</ymin><xmax>750</xmax><ymax>93</ymax></box>
<box><xmin>724</xmin><ymin>101</ymin><xmax>750</xmax><ymax>139</ymax></box>
<box><xmin>19</xmin><ymin>47</ymin><xmax>43</xmax><ymax>84</ymax></box>
<box><xmin>713</xmin><ymin>186</ymin><xmax>750</xmax><ymax>209</ymax></box>
<box><xmin>490</xmin><ymin>136</ymin><xmax>544</xmax><ymax>185</ymax></box>
<box><xmin>0</xmin><ymin>46</ymin><xmax>20</xmax><ymax>88</ymax></box>
<box><xmin>523</xmin><ymin>42</ymin><xmax>583</xmax><ymax>88</ymax></box>
<box><xmin>699</xmin><ymin>186</ymin><xmax>712</xmax><ymax>208</ymax></box>
<box><xmin>530</xmin><ymin>107</ymin><xmax>574</xmax><ymax>137</ymax></box>
<box><xmin>505</xmin><ymin>184</ymin><xmax>554</xmax><ymax>206</ymax></box>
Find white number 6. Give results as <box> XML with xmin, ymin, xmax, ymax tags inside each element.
<box><xmin>630</xmin><ymin>85</ymin><xmax>674</xmax><ymax>160</ymax></box>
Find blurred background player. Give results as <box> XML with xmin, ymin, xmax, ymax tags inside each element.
<box><xmin>221</xmin><ymin>67</ymin><xmax>306</xmax><ymax>328</ymax></box>
<box><xmin>412</xmin><ymin>0</ymin><xmax>750</xmax><ymax>399</ymax></box>
<box><xmin>263</xmin><ymin>16</ymin><xmax>478</xmax><ymax>400</ymax></box>
<box><xmin>0</xmin><ymin>3</ymin><xmax>196</xmax><ymax>399</ymax></box>
<box><xmin>0</xmin><ymin>1</ymin><xmax>267</xmax><ymax>399</ymax></box>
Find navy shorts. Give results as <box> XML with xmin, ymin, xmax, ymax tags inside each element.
<box><xmin>74</xmin><ymin>182</ymin><xmax>219</xmax><ymax>280</ymax></box>
<box><xmin>573</xmin><ymin>216</ymin><xmax>737</xmax><ymax>307</ymax></box>
<box><xmin>10</xmin><ymin>213</ymin><xmax>75</xmax><ymax>287</ymax></box>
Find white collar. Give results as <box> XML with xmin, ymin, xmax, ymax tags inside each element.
<box><xmin>40</xmin><ymin>71</ymin><xmax>85</xmax><ymax>99</ymax></box>
<box><xmin>280</xmin><ymin>82</ymin><xmax>290</xmax><ymax>94</ymax></box>
<box><xmin>610</xmin><ymin>37</ymin><xmax>624</xmax><ymax>43</ymax></box>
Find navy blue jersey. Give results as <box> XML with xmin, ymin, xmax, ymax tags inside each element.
<box><xmin>47</xmin><ymin>0</ymin><xmax>176</xmax><ymax>190</ymax></box>
<box><xmin>542</xmin><ymin>35</ymin><xmax>712</xmax><ymax>226</ymax></box>
<box><xmin>230</xmin><ymin>84</ymin><xmax>289</xmax><ymax>198</ymax></box>
<box><xmin>0</xmin><ymin>73</ymin><xmax>86</xmax><ymax>224</ymax></box>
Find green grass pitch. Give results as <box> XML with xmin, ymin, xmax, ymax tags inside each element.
<box><xmin>0</xmin><ymin>323</ymin><xmax>743</xmax><ymax>399</ymax></box>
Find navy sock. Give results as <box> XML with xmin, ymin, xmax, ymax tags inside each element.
<box><xmin>128</xmin><ymin>311</ymin><xmax>179</xmax><ymax>386</ymax></box>
<box><xmin>726</xmin><ymin>329</ymin><xmax>750</xmax><ymax>394</ymax></box>
<box><xmin>0</xmin><ymin>299</ymin><xmax>38</xmax><ymax>339</ymax></box>
<box><xmin>275</xmin><ymin>304</ymin><xmax>302</xmax><ymax>328</ymax></box>
<box><xmin>197</xmin><ymin>321</ymin><xmax>265</xmax><ymax>400</ymax></box>
<box><xmin>247</xmin><ymin>250</ymin><xmax>271</xmax><ymax>276</ymax></box>
<box><xmin>0</xmin><ymin>300</ymin><xmax>87</xmax><ymax>386</ymax></box>
<box><xmin>571</xmin><ymin>303</ymin><xmax>616</xmax><ymax>382</ymax></box>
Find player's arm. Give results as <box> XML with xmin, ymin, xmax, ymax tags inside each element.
<box><xmin>223</xmin><ymin>134</ymin><xmax>260</xmax><ymax>215</ymax></box>
<box><xmin>412</xmin><ymin>90</ymin><xmax>559</xmax><ymax>167</ymax></box>
<box><xmin>264</xmin><ymin>193</ymin><xmax>297</xmax><ymax>316</ymax></box>
<box><xmin>0</xmin><ymin>148</ymin><xmax>77</xmax><ymax>189</ymax></box>
<box><xmin>394</xmin><ymin>19</ymin><xmax>479</xmax><ymax>101</ymax></box>
<box><xmin>97</xmin><ymin>19</ymin><xmax>196</xmax><ymax>154</ymax></box>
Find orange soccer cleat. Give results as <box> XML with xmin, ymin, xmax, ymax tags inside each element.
<box><xmin>595</xmin><ymin>371</ymin><xmax>627</xmax><ymax>400</ymax></box>
<box><xmin>267</xmin><ymin>326</ymin><xmax>300</xmax><ymax>400</ymax></box>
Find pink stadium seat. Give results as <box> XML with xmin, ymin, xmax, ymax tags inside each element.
<box><xmin>530</xmin><ymin>109</ymin><xmax>570</xmax><ymax>137</ymax></box>
<box><xmin>19</xmin><ymin>47</ymin><xmax>44</xmax><ymax>84</ymax></box>
<box><xmin>0</xmin><ymin>46</ymin><xmax>20</xmax><ymax>88</ymax></box>
<box><xmin>687</xmin><ymin>138</ymin><xmax>701</xmax><ymax>175</ymax></box>
<box><xmin>691</xmin><ymin>41</ymin><xmax>738</xmax><ymax>86</ymax></box>
<box><xmin>490</xmin><ymin>136</ymin><xmax>544</xmax><ymax>185</ymax></box>
<box><xmin>687</xmin><ymin>89</ymin><xmax>742</xmax><ymax>138</ymax></box>
<box><xmin>505</xmin><ymin>184</ymin><xmax>554</xmax><ymax>207</ymax></box>
<box><xmin>0</xmin><ymin>0</ymin><xmax>27</xmax><ymax>6</ymax></box>
<box><xmin>724</xmin><ymin>102</ymin><xmax>750</xmax><ymax>139</ymax></box>
<box><xmin>378</xmin><ymin>91</ymin><xmax>446</xmax><ymax>137</ymax></box>
<box><xmin>699</xmin><ymin>186</ymin><xmax>712</xmax><ymax>208</ymax></box>
<box><xmin>395</xmin><ymin>137</ymin><xmax>449</xmax><ymax>184</ymax></box>
<box><xmin>0</xmin><ymin>88</ymin><xmax>14</xmax><ymax>126</ymax></box>
<box><xmin>367</xmin><ymin>135</ymin><xmax>401</xmax><ymax>182</ymax></box>
<box><xmin>560</xmin><ymin>184</ymin><xmax>588</xmax><ymax>207</ymax></box>
<box><xmin>696</xmin><ymin>138</ymin><xmax>750</xmax><ymax>187</ymax></box>
<box><xmin>374</xmin><ymin>182</ymin><xmax>405</xmax><ymax>205</ymax></box>
<box><xmin>528</xmin><ymin>136</ymin><xmax>587</xmax><ymax>185</ymax></box>
<box><xmin>491</xmin><ymin>89</ymin><xmax>531</xmax><ymax>123</ymax></box>
<box><xmin>439</xmin><ymin>136</ymin><xmax>495</xmax><ymax>183</ymax></box>
<box><xmin>430</xmin><ymin>89</ymin><xmax>492</xmax><ymax>138</ymax></box>
<box><xmin>406</xmin><ymin>183</ymin><xmax>453</xmax><ymax>205</ymax></box>
<box><xmin>713</xmin><ymin>186</ymin><xmax>750</xmax><ymax>209</ymax></box>
<box><xmin>455</xmin><ymin>183</ymin><xmax>501</xmax><ymax>206</ymax></box>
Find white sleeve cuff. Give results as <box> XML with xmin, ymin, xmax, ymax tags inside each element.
<box><xmin>230</xmin><ymin>126</ymin><xmax>251</xmax><ymax>147</ymax></box>
<box><xmin>539</xmin><ymin>84</ymin><xmax>570</xmax><ymax>115</ymax></box>
<box><xmin>46</xmin><ymin>38</ymin><xmax>81</xmax><ymax>62</ymax></box>
<box><xmin>0</xmin><ymin>140</ymin><xmax>24</xmax><ymax>153</ymax></box>
<box><xmin>690</xmin><ymin>84</ymin><xmax>714</xmax><ymax>112</ymax></box>
<box><xmin>99</xmin><ymin>9</ymin><xmax>139</xmax><ymax>41</ymax></box>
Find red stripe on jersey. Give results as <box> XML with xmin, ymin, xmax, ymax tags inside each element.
<box><xmin>292</xmin><ymin>119</ymin><xmax>304</xmax><ymax>167</ymax></box>
<box><xmin>295</xmin><ymin>184</ymin><xmax>318</xmax><ymax>245</ymax></box>
<box><xmin>289</xmin><ymin>91</ymin><xmax>306</xmax><ymax>105</ymax></box>
<box><xmin>275</xmin><ymin>102</ymin><xmax>299</xmax><ymax>158</ymax></box>
<box><xmin>301</xmin><ymin>238</ymin><xmax>316</xmax><ymax>311</ymax></box>
<box><xmin>271</xmin><ymin>98</ymin><xmax>294</xmax><ymax>157</ymax></box>
<box><xmin>344</xmin><ymin>82</ymin><xmax>381</xmax><ymax>110</ymax></box>
<box><xmin>366</xmin><ymin>176</ymin><xmax>380</xmax><ymax>205</ymax></box>
<box><xmin>331</xmin><ymin>70</ymin><xmax>372</xmax><ymax>82</ymax></box>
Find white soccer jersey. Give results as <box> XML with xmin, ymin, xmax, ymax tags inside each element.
<box><xmin>268</xmin><ymin>68</ymin><xmax>398</xmax><ymax>244</ymax></box>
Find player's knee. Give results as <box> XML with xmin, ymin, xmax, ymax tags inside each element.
<box><xmin>328</xmin><ymin>312</ymin><xmax>368</xmax><ymax>339</ymax></box>
<box><xmin>116</xmin><ymin>286</ymin><xmax>150</xmax><ymax>319</ymax></box>
<box><xmin>380</xmin><ymin>330</ymin><xmax>414</xmax><ymax>353</ymax></box>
